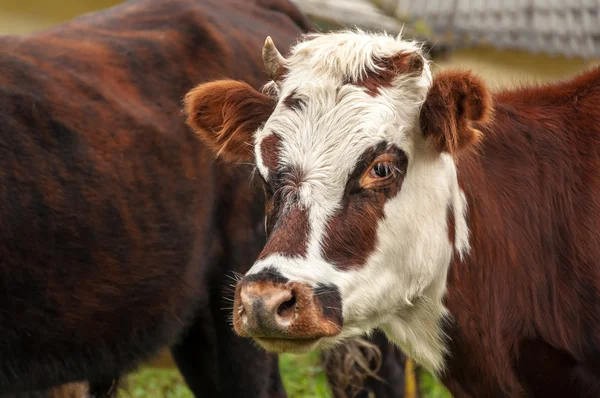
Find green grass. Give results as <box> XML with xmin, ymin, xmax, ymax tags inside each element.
<box><xmin>120</xmin><ymin>353</ymin><xmax>451</xmax><ymax>397</ymax></box>
<box><xmin>418</xmin><ymin>370</ymin><xmax>452</xmax><ymax>398</ymax></box>
<box><xmin>279</xmin><ymin>352</ymin><xmax>333</xmax><ymax>398</ymax></box>
<box><xmin>120</xmin><ymin>368</ymin><xmax>192</xmax><ymax>398</ymax></box>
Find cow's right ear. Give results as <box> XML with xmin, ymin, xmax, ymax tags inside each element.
<box><xmin>184</xmin><ymin>80</ymin><xmax>276</xmax><ymax>163</ymax></box>
<box><xmin>419</xmin><ymin>70</ymin><xmax>492</xmax><ymax>156</ymax></box>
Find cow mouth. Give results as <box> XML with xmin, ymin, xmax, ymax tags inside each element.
<box><xmin>254</xmin><ymin>337</ymin><xmax>322</xmax><ymax>354</ymax></box>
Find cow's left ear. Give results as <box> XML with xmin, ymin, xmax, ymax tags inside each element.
<box><xmin>184</xmin><ymin>80</ymin><xmax>276</xmax><ymax>163</ymax></box>
<box><xmin>419</xmin><ymin>70</ymin><xmax>492</xmax><ymax>156</ymax></box>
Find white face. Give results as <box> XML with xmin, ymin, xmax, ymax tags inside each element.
<box><xmin>242</xmin><ymin>31</ymin><xmax>471</xmax><ymax>373</ymax></box>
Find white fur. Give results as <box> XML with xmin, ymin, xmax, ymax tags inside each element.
<box><xmin>249</xmin><ymin>30</ymin><xmax>470</xmax><ymax>375</ymax></box>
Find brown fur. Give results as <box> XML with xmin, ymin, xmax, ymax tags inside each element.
<box><xmin>0</xmin><ymin>0</ymin><xmax>308</xmax><ymax>395</ymax></box>
<box><xmin>446</xmin><ymin>205</ymin><xmax>456</xmax><ymax>251</ymax></box>
<box><xmin>440</xmin><ymin>67</ymin><xmax>600</xmax><ymax>396</ymax></box>
<box><xmin>350</xmin><ymin>52</ymin><xmax>424</xmax><ymax>97</ymax></box>
<box><xmin>184</xmin><ymin>80</ymin><xmax>276</xmax><ymax>163</ymax></box>
<box><xmin>322</xmin><ymin>144</ymin><xmax>408</xmax><ymax>270</ymax></box>
<box><xmin>419</xmin><ymin>70</ymin><xmax>493</xmax><ymax>156</ymax></box>
<box><xmin>260</xmin><ymin>166</ymin><xmax>311</xmax><ymax>256</ymax></box>
<box><xmin>260</xmin><ymin>133</ymin><xmax>282</xmax><ymax>173</ymax></box>
<box><xmin>259</xmin><ymin>204</ymin><xmax>310</xmax><ymax>259</ymax></box>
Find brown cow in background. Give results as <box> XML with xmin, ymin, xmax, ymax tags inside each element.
<box><xmin>0</xmin><ymin>0</ymin><xmax>418</xmax><ymax>397</ymax></box>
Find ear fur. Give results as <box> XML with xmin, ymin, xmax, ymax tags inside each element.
<box><xmin>184</xmin><ymin>80</ymin><xmax>276</xmax><ymax>163</ymax></box>
<box><xmin>419</xmin><ymin>70</ymin><xmax>493</xmax><ymax>156</ymax></box>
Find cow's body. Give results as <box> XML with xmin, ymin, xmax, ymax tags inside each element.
<box><xmin>0</xmin><ymin>0</ymin><xmax>307</xmax><ymax>394</ymax></box>
<box><xmin>442</xmin><ymin>70</ymin><xmax>600</xmax><ymax>397</ymax></box>
<box><xmin>185</xmin><ymin>29</ymin><xmax>600</xmax><ymax>397</ymax></box>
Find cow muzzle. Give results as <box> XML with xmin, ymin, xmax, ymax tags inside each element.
<box><xmin>232</xmin><ymin>270</ymin><xmax>343</xmax><ymax>353</ymax></box>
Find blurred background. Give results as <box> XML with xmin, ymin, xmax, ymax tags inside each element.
<box><xmin>2</xmin><ymin>0</ymin><xmax>599</xmax><ymax>87</ymax></box>
<box><xmin>1</xmin><ymin>0</ymin><xmax>598</xmax><ymax>396</ymax></box>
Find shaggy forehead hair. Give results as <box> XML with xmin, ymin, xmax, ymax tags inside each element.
<box><xmin>256</xmin><ymin>30</ymin><xmax>433</xmax><ymax>203</ymax></box>
<box><xmin>270</xmin><ymin>30</ymin><xmax>429</xmax><ymax>85</ymax></box>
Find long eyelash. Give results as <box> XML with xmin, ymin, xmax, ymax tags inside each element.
<box><xmin>393</xmin><ymin>166</ymin><xmax>405</xmax><ymax>176</ymax></box>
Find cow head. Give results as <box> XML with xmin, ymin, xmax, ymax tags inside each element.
<box><xmin>184</xmin><ymin>31</ymin><xmax>492</xmax><ymax>374</ymax></box>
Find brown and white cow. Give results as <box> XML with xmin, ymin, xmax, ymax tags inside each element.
<box><xmin>185</xmin><ymin>30</ymin><xmax>600</xmax><ymax>397</ymax></box>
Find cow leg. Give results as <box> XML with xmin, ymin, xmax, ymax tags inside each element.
<box><xmin>323</xmin><ymin>330</ymin><xmax>420</xmax><ymax>398</ymax></box>
<box><xmin>170</xmin><ymin>304</ymin><xmax>221</xmax><ymax>397</ymax></box>
<box><xmin>206</xmin><ymin>322</ymin><xmax>285</xmax><ymax>398</ymax></box>
<box><xmin>171</xmin><ymin>301</ymin><xmax>285</xmax><ymax>398</ymax></box>
<box><xmin>171</xmin><ymin>237</ymin><xmax>285</xmax><ymax>398</ymax></box>
<box><xmin>88</xmin><ymin>378</ymin><xmax>119</xmax><ymax>398</ymax></box>
<box><xmin>170</xmin><ymin>183</ymin><xmax>286</xmax><ymax>398</ymax></box>
<box><xmin>169</xmin><ymin>180</ymin><xmax>285</xmax><ymax>397</ymax></box>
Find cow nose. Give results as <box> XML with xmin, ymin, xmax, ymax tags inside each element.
<box><xmin>238</xmin><ymin>283</ymin><xmax>297</xmax><ymax>335</ymax></box>
<box><xmin>232</xmin><ymin>271</ymin><xmax>343</xmax><ymax>352</ymax></box>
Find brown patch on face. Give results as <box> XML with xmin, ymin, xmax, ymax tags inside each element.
<box><xmin>322</xmin><ymin>143</ymin><xmax>408</xmax><ymax>270</ymax></box>
<box><xmin>419</xmin><ymin>70</ymin><xmax>493</xmax><ymax>156</ymax></box>
<box><xmin>348</xmin><ymin>52</ymin><xmax>424</xmax><ymax>96</ymax></box>
<box><xmin>322</xmin><ymin>195</ymin><xmax>385</xmax><ymax>270</ymax></box>
<box><xmin>447</xmin><ymin>205</ymin><xmax>455</xmax><ymax>250</ymax></box>
<box><xmin>262</xmin><ymin>164</ymin><xmax>307</xmax><ymax>238</ymax></box>
<box><xmin>259</xmin><ymin>204</ymin><xmax>310</xmax><ymax>259</ymax></box>
<box><xmin>260</xmin><ymin>133</ymin><xmax>281</xmax><ymax>173</ymax></box>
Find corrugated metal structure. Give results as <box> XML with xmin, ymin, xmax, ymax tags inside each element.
<box><xmin>289</xmin><ymin>0</ymin><xmax>451</xmax><ymax>57</ymax></box>
<box><xmin>290</xmin><ymin>0</ymin><xmax>403</xmax><ymax>32</ymax></box>
<box><xmin>292</xmin><ymin>0</ymin><xmax>600</xmax><ymax>60</ymax></box>
<box><xmin>391</xmin><ymin>0</ymin><xmax>600</xmax><ymax>59</ymax></box>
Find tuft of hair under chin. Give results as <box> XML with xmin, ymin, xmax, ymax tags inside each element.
<box><xmin>321</xmin><ymin>337</ymin><xmax>383</xmax><ymax>398</ymax></box>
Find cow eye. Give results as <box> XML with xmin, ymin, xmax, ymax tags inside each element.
<box><xmin>360</xmin><ymin>153</ymin><xmax>404</xmax><ymax>190</ymax></box>
<box><xmin>369</xmin><ymin>163</ymin><xmax>394</xmax><ymax>179</ymax></box>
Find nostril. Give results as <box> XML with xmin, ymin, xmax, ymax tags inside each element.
<box><xmin>276</xmin><ymin>290</ymin><xmax>297</xmax><ymax>320</ymax></box>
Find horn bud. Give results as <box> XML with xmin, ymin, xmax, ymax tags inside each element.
<box><xmin>263</xmin><ymin>36</ymin><xmax>286</xmax><ymax>81</ymax></box>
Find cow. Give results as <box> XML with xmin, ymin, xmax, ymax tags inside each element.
<box><xmin>184</xmin><ymin>29</ymin><xmax>600</xmax><ymax>397</ymax></box>
<box><xmin>1</xmin><ymin>2</ymin><xmax>418</xmax><ymax>397</ymax></box>
<box><xmin>0</xmin><ymin>0</ymin><xmax>307</xmax><ymax>395</ymax></box>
